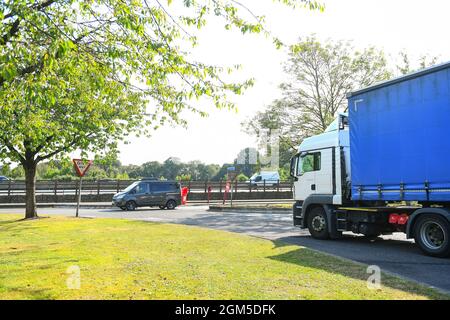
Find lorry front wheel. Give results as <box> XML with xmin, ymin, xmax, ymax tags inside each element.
<box><xmin>307</xmin><ymin>207</ymin><xmax>330</xmax><ymax>240</ymax></box>
<box><xmin>414</xmin><ymin>214</ymin><xmax>450</xmax><ymax>258</ymax></box>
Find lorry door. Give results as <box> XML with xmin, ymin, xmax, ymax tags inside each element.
<box><xmin>295</xmin><ymin>151</ymin><xmax>322</xmax><ymax>200</ymax></box>
<box><xmin>314</xmin><ymin>148</ymin><xmax>334</xmax><ymax>195</ymax></box>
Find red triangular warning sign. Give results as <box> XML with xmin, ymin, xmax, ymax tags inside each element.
<box><xmin>73</xmin><ymin>159</ymin><xmax>93</xmax><ymax>177</ymax></box>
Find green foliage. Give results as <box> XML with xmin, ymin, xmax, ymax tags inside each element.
<box><xmin>176</xmin><ymin>174</ymin><xmax>192</xmax><ymax>181</ymax></box>
<box><xmin>37</xmin><ymin>158</ymin><xmax>74</xmax><ymax>180</ymax></box>
<box><xmin>397</xmin><ymin>50</ymin><xmax>439</xmax><ymax>75</ymax></box>
<box><xmin>0</xmin><ymin>0</ymin><xmax>321</xmax><ymax>171</ymax></box>
<box><xmin>0</xmin><ymin>0</ymin><xmax>321</xmax><ymax>216</ymax></box>
<box><xmin>0</xmin><ymin>164</ymin><xmax>24</xmax><ymax>179</ymax></box>
<box><xmin>278</xmin><ymin>167</ymin><xmax>290</xmax><ymax>180</ymax></box>
<box><xmin>244</xmin><ymin>35</ymin><xmax>392</xmax><ymax>168</ymax></box>
<box><xmin>128</xmin><ymin>158</ymin><xmax>221</xmax><ymax>180</ymax></box>
<box><xmin>236</xmin><ymin>173</ymin><xmax>249</xmax><ymax>182</ymax></box>
<box><xmin>1</xmin><ymin>156</ymin><xmax>235</xmax><ymax>181</ymax></box>
<box><xmin>116</xmin><ymin>172</ymin><xmax>130</xmax><ymax>180</ymax></box>
<box><xmin>0</xmin><ymin>164</ymin><xmax>11</xmax><ymax>176</ymax></box>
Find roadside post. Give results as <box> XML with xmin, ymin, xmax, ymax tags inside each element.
<box><xmin>72</xmin><ymin>159</ymin><xmax>93</xmax><ymax>218</ymax></box>
<box><xmin>207</xmin><ymin>186</ymin><xmax>212</xmax><ymax>204</ymax></box>
<box><xmin>223</xmin><ymin>181</ymin><xmax>231</xmax><ymax>205</ymax></box>
<box><xmin>227</xmin><ymin>166</ymin><xmax>237</xmax><ymax>207</ymax></box>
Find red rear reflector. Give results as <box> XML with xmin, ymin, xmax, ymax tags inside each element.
<box><xmin>398</xmin><ymin>214</ymin><xmax>409</xmax><ymax>225</ymax></box>
<box><xmin>389</xmin><ymin>214</ymin><xmax>400</xmax><ymax>224</ymax></box>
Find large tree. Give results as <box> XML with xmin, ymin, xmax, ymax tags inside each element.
<box><xmin>0</xmin><ymin>0</ymin><xmax>322</xmax><ymax>219</ymax></box>
<box><xmin>245</xmin><ymin>36</ymin><xmax>391</xmax><ymax>167</ymax></box>
<box><xmin>396</xmin><ymin>50</ymin><xmax>439</xmax><ymax>75</ymax></box>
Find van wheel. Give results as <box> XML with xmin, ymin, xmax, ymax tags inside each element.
<box><xmin>125</xmin><ymin>201</ymin><xmax>137</xmax><ymax>211</ymax></box>
<box><xmin>166</xmin><ymin>200</ymin><xmax>177</xmax><ymax>210</ymax></box>
<box><xmin>414</xmin><ymin>214</ymin><xmax>450</xmax><ymax>257</ymax></box>
<box><xmin>307</xmin><ymin>206</ymin><xmax>330</xmax><ymax>240</ymax></box>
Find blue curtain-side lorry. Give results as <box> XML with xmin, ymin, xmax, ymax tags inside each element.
<box><xmin>290</xmin><ymin>62</ymin><xmax>450</xmax><ymax>257</ymax></box>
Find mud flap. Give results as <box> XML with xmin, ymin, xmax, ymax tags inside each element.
<box><xmin>324</xmin><ymin>204</ymin><xmax>342</xmax><ymax>239</ymax></box>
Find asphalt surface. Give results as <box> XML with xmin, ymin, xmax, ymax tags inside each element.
<box><xmin>2</xmin><ymin>205</ymin><xmax>450</xmax><ymax>293</ymax></box>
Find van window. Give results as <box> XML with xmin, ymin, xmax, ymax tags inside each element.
<box><xmin>135</xmin><ymin>183</ymin><xmax>149</xmax><ymax>194</ymax></box>
<box><xmin>123</xmin><ymin>181</ymin><xmax>139</xmax><ymax>193</ymax></box>
<box><xmin>151</xmin><ymin>183</ymin><xmax>174</xmax><ymax>193</ymax></box>
<box><xmin>298</xmin><ymin>152</ymin><xmax>321</xmax><ymax>174</ymax></box>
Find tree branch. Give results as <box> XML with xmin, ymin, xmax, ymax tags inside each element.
<box><xmin>3</xmin><ymin>0</ymin><xmax>57</xmax><ymax>20</ymax></box>
<box><xmin>36</xmin><ymin>133</ymin><xmax>94</xmax><ymax>162</ymax></box>
<box><xmin>0</xmin><ymin>137</ymin><xmax>26</xmax><ymax>164</ymax></box>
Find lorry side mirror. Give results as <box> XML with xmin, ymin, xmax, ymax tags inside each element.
<box><xmin>290</xmin><ymin>154</ymin><xmax>300</xmax><ymax>180</ymax></box>
<box><xmin>339</xmin><ymin>115</ymin><xmax>349</xmax><ymax>130</ymax></box>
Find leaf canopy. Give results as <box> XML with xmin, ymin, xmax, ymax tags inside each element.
<box><xmin>0</xmin><ymin>0</ymin><xmax>322</xmax><ymax>164</ymax></box>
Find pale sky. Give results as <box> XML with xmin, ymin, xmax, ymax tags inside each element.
<box><xmin>118</xmin><ymin>0</ymin><xmax>450</xmax><ymax>166</ymax></box>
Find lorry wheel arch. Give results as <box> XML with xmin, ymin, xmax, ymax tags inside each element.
<box><xmin>406</xmin><ymin>208</ymin><xmax>450</xmax><ymax>239</ymax></box>
<box><xmin>301</xmin><ymin>195</ymin><xmax>335</xmax><ymax>228</ymax></box>
<box><xmin>303</xmin><ymin>204</ymin><xmax>324</xmax><ymax>227</ymax></box>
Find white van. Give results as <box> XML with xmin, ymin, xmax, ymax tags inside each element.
<box><xmin>249</xmin><ymin>171</ymin><xmax>280</xmax><ymax>187</ymax></box>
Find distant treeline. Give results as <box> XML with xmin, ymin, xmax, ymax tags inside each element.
<box><xmin>1</xmin><ymin>152</ymin><xmax>291</xmax><ymax>181</ymax></box>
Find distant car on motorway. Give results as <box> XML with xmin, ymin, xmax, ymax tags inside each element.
<box><xmin>0</xmin><ymin>176</ymin><xmax>10</xmax><ymax>182</ymax></box>
<box><xmin>112</xmin><ymin>179</ymin><xmax>182</xmax><ymax>211</ymax></box>
<box><xmin>248</xmin><ymin>171</ymin><xmax>280</xmax><ymax>187</ymax></box>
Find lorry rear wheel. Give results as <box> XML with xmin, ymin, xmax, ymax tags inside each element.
<box><xmin>414</xmin><ymin>214</ymin><xmax>450</xmax><ymax>258</ymax></box>
<box><xmin>307</xmin><ymin>207</ymin><xmax>330</xmax><ymax>240</ymax></box>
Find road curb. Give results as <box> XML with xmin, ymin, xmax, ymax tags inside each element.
<box><xmin>208</xmin><ymin>205</ymin><xmax>291</xmax><ymax>214</ymax></box>
<box><xmin>0</xmin><ymin>201</ymin><xmax>293</xmax><ymax>210</ymax></box>
<box><xmin>0</xmin><ymin>203</ymin><xmax>114</xmax><ymax>209</ymax></box>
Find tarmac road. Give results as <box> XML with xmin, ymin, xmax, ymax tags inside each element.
<box><xmin>2</xmin><ymin>205</ymin><xmax>450</xmax><ymax>293</ymax></box>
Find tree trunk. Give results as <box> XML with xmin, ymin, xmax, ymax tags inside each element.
<box><xmin>24</xmin><ymin>161</ymin><xmax>38</xmax><ymax>219</ymax></box>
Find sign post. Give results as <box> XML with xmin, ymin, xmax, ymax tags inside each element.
<box><xmin>72</xmin><ymin>159</ymin><xmax>93</xmax><ymax>217</ymax></box>
<box><xmin>227</xmin><ymin>166</ymin><xmax>237</xmax><ymax>207</ymax></box>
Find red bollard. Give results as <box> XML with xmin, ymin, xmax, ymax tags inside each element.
<box><xmin>181</xmin><ymin>187</ymin><xmax>189</xmax><ymax>205</ymax></box>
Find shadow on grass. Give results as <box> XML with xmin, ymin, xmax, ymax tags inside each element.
<box><xmin>0</xmin><ymin>221</ymin><xmax>40</xmax><ymax>233</ymax></box>
<box><xmin>0</xmin><ymin>216</ymin><xmax>51</xmax><ymax>232</ymax></box>
<box><xmin>267</xmin><ymin>241</ymin><xmax>448</xmax><ymax>299</ymax></box>
<box><xmin>0</xmin><ymin>219</ymin><xmax>24</xmax><ymax>226</ymax></box>
<box><xmin>6</xmin><ymin>286</ymin><xmax>56</xmax><ymax>300</ymax></box>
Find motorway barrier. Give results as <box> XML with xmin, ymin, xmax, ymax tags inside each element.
<box><xmin>0</xmin><ymin>179</ymin><xmax>294</xmax><ymax>203</ymax></box>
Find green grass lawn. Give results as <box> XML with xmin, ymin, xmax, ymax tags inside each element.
<box><xmin>0</xmin><ymin>214</ymin><xmax>447</xmax><ymax>300</ymax></box>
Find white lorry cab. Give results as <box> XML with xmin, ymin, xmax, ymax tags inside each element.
<box><xmin>290</xmin><ymin>114</ymin><xmax>350</xmax><ymax>206</ymax></box>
